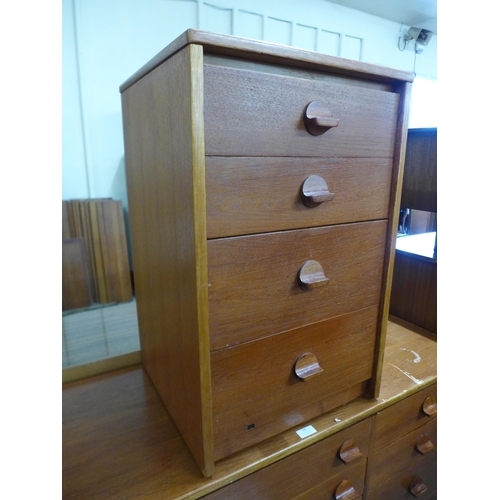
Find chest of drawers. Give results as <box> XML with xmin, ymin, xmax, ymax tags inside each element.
<box><xmin>120</xmin><ymin>29</ymin><xmax>413</xmax><ymax>477</ymax></box>
<box><xmin>366</xmin><ymin>384</ymin><xmax>438</xmax><ymax>499</ymax></box>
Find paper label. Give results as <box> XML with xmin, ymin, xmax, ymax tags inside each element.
<box><xmin>296</xmin><ymin>425</ymin><xmax>317</xmax><ymax>439</ymax></box>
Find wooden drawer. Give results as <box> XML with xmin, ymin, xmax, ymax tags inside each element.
<box><xmin>205</xmin><ymin>156</ymin><xmax>393</xmax><ymax>239</ymax></box>
<box><xmin>203</xmin><ymin>418</ymin><xmax>371</xmax><ymax>499</ymax></box>
<box><xmin>208</xmin><ymin>220</ymin><xmax>387</xmax><ymax>350</ymax></box>
<box><xmin>293</xmin><ymin>461</ymin><xmax>366</xmax><ymax>500</ymax></box>
<box><xmin>366</xmin><ymin>454</ymin><xmax>437</xmax><ymax>500</ymax></box>
<box><xmin>203</xmin><ymin>63</ymin><xmax>400</xmax><ymax>158</ymax></box>
<box><xmin>372</xmin><ymin>384</ymin><xmax>437</xmax><ymax>452</ymax></box>
<box><xmin>211</xmin><ymin>306</ymin><xmax>377</xmax><ymax>460</ymax></box>
<box><xmin>370</xmin><ymin>418</ymin><xmax>437</xmax><ymax>487</ymax></box>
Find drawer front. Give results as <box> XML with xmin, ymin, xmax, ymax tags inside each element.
<box><xmin>203</xmin><ymin>64</ymin><xmax>399</xmax><ymax>158</ymax></box>
<box><xmin>205</xmin><ymin>156</ymin><xmax>393</xmax><ymax>239</ymax></box>
<box><xmin>370</xmin><ymin>418</ymin><xmax>437</xmax><ymax>487</ymax></box>
<box><xmin>203</xmin><ymin>418</ymin><xmax>371</xmax><ymax>499</ymax></box>
<box><xmin>372</xmin><ymin>384</ymin><xmax>437</xmax><ymax>452</ymax></box>
<box><xmin>289</xmin><ymin>459</ymin><xmax>366</xmax><ymax>500</ymax></box>
<box><xmin>208</xmin><ymin>220</ymin><xmax>387</xmax><ymax>350</ymax></box>
<box><xmin>211</xmin><ymin>306</ymin><xmax>378</xmax><ymax>460</ymax></box>
<box><xmin>366</xmin><ymin>454</ymin><xmax>437</xmax><ymax>500</ymax></box>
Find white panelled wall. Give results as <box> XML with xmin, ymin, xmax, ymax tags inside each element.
<box><xmin>62</xmin><ymin>0</ymin><xmax>437</xmax><ymax>208</ymax></box>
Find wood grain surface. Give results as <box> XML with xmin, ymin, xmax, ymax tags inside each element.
<box><xmin>372</xmin><ymin>384</ymin><xmax>437</xmax><ymax>453</ymax></box>
<box><xmin>203</xmin><ymin>63</ymin><xmax>399</xmax><ymax>158</ymax></box>
<box><xmin>211</xmin><ymin>306</ymin><xmax>378</xmax><ymax>459</ymax></box>
<box><xmin>390</xmin><ymin>251</ymin><xmax>437</xmax><ymax>333</ymax></box>
<box><xmin>121</xmin><ymin>43</ymin><xmax>214</xmax><ymax>476</ymax></box>
<box><xmin>208</xmin><ymin>221</ymin><xmax>387</xmax><ymax>350</ymax></box>
<box><xmin>365</xmin><ymin>455</ymin><xmax>437</xmax><ymax>500</ymax></box>
<box><xmin>400</xmin><ymin>128</ymin><xmax>437</xmax><ymax>213</ymax></box>
<box><xmin>205</xmin><ymin>156</ymin><xmax>393</xmax><ymax>238</ymax></box>
<box><xmin>204</xmin><ymin>420</ymin><xmax>371</xmax><ymax>499</ymax></box>
<box><xmin>367</xmin><ymin>80</ymin><xmax>412</xmax><ymax>399</ymax></box>
<box><xmin>369</xmin><ymin>419</ymin><xmax>437</xmax><ymax>487</ymax></box>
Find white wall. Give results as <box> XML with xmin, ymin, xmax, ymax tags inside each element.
<box><xmin>62</xmin><ymin>0</ymin><xmax>437</xmax><ymax>204</ymax></box>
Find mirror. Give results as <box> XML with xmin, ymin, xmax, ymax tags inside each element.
<box><xmin>62</xmin><ymin>199</ymin><xmax>140</xmax><ymax>381</ymax></box>
<box><xmin>397</xmin><ymin>208</ymin><xmax>437</xmax><ymax>260</ymax></box>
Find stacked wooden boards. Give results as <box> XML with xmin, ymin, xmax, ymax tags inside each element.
<box><xmin>62</xmin><ymin>199</ymin><xmax>132</xmax><ymax>311</ymax></box>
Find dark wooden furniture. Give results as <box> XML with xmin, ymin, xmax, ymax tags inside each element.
<box><xmin>62</xmin><ymin>319</ymin><xmax>437</xmax><ymax>499</ymax></box>
<box><xmin>390</xmin><ymin>128</ymin><xmax>437</xmax><ymax>333</ymax></box>
<box><xmin>120</xmin><ymin>29</ymin><xmax>413</xmax><ymax>476</ymax></box>
<box><xmin>390</xmin><ymin>246</ymin><xmax>437</xmax><ymax>333</ymax></box>
<box><xmin>399</xmin><ymin>128</ymin><xmax>437</xmax><ymax>213</ymax></box>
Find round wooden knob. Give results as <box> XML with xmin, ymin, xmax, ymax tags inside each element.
<box><xmin>334</xmin><ymin>479</ymin><xmax>359</xmax><ymax>500</ymax></box>
<box><xmin>409</xmin><ymin>476</ymin><xmax>428</xmax><ymax>497</ymax></box>
<box><xmin>298</xmin><ymin>260</ymin><xmax>329</xmax><ymax>290</ymax></box>
<box><xmin>339</xmin><ymin>439</ymin><xmax>363</xmax><ymax>464</ymax></box>
<box><xmin>294</xmin><ymin>352</ymin><xmax>323</xmax><ymax>381</ymax></box>
<box><xmin>421</xmin><ymin>396</ymin><xmax>437</xmax><ymax>417</ymax></box>
<box><xmin>415</xmin><ymin>434</ymin><xmax>435</xmax><ymax>455</ymax></box>
<box><xmin>300</xmin><ymin>175</ymin><xmax>334</xmax><ymax>208</ymax></box>
<box><xmin>303</xmin><ymin>101</ymin><xmax>340</xmax><ymax>135</ymax></box>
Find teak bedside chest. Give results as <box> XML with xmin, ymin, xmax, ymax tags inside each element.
<box><xmin>120</xmin><ymin>29</ymin><xmax>413</xmax><ymax>477</ymax></box>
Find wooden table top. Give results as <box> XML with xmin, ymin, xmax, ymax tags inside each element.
<box><xmin>62</xmin><ymin>317</ymin><xmax>437</xmax><ymax>500</ymax></box>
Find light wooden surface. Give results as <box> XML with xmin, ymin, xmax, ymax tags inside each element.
<box><xmin>62</xmin><ymin>319</ymin><xmax>436</xmax><ymax>500</ymax></box>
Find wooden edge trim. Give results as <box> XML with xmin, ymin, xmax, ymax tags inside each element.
<box><xmin>120</xmin><ymin>29</ymin><xmax>414</xmax><ymax>93</ymax></box>
<box><xmin>189</xmin><ymin>43</ymin><xmax>215</xmax><ymax>478</ymax></box>
<box><xmin>62</xmin><ymin>351</ymin><xmax>142</xmax><ymax>384</ymax></box>
<box><xmin>366</xmin><ymin>81</ymin><xmax>413</xmax><ymax>399</ymax></box>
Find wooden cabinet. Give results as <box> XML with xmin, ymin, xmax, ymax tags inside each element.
<box><xmin>120</xmin><ymin>29</ymin><xmax>413</xmax><ymax>477</ymax></box>
<box><xmin>366</xmin><ymin>384</ymin><xmax>437</xmax><ymax>499</ymax></box>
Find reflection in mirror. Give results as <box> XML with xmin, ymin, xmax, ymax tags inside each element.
<box><xmin>62</xmin><ymin>199</ymin><xmax>140</xmax><ymax>379</ymax></box>
<box><xmin>62</xmin><ymin>301</ymin><xmax>139</xmax><ymax>367</ymax></box>
<box><xmin>396</xmin><ymin>208</ymin><xmax>437</xmax><ymax>260</ymax></box>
